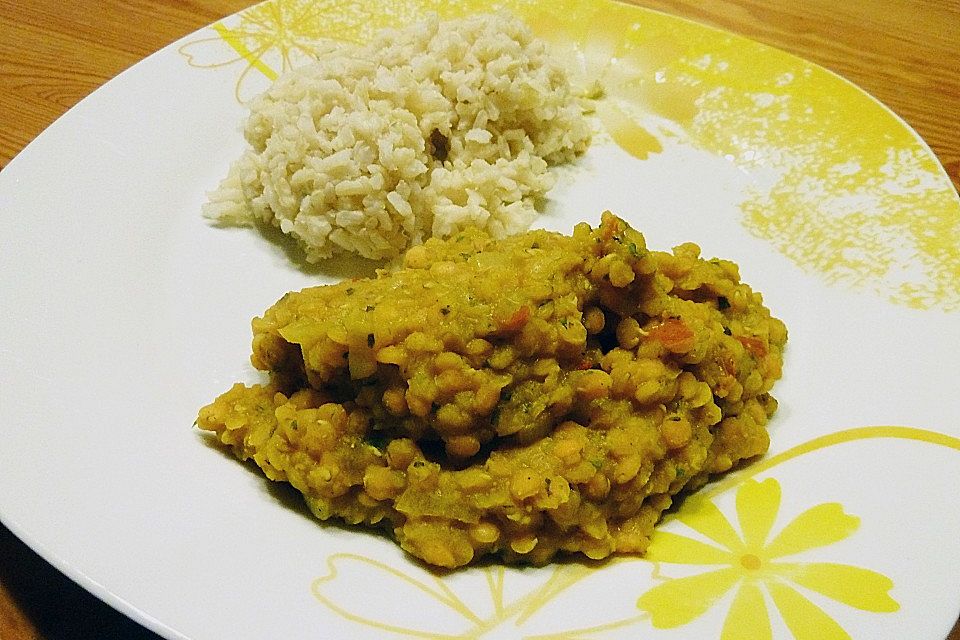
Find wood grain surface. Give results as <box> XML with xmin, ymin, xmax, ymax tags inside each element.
<box><xmin>0</xmin><ymin>1</ymin><xmax>958</xmax><ymax>638</ymax></box>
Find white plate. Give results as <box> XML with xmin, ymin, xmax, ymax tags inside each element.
<box><xmin>2</xmin><ymin>1</ymin><xmax>959</xmax><ymax>638</ymax></box>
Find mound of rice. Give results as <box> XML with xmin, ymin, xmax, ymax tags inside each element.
<box><xmin>203</xmin><ymin>13</ymin><xmax>591</xmax><ymax>261</ymax></box>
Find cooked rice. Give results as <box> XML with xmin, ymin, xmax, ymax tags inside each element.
<box><xmin>204</xmin><ymin>13</ymin><xmax>591</xmax><ymax>261</ymax></box>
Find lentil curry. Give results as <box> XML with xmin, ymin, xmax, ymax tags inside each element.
<box><xmin>198</xmin><ymin>213</ymin><xmax>787</xmax><ymax>568</ymax></box>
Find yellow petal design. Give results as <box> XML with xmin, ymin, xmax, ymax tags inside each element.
<box><xmin>213</xmin><ymin>23</ymin><xmax>278</xmax><ymax>81</ymax></box>
<box><xmin>513</xmin><ymin>564</ymin><xmax>594</xmax><ymax>626</ymax></box>
<box><xmin>645</xmin><ymin>531</ymin><xmax>734</xmax><ymax>565</ymax></box>
<box><xmin>524</xmin><ymin>2</ymin><xmax>643</xmax><ymax>87</ymax></box>
<box><xmin>238</xmin><ymin>0</ymin><xmax>368</xmax><ymax>47</ymax></box>
<box><xmin>580</xmin><ymin>5</ymin><xmax>631</xmax><ymax>68</ymax></box>
<box><xmin>721</xmin><ymin>583</ymin><xmax>771</xmax><ymax>640</ymax></box>
<box><xmin>676</xmin><ymin>495</ymin><xmax>745</xmax><ymax>554</ymax></box>
<box><xmin>736</xmin><ymin>478</ymin><xmax>781</xmax><ymax>550</ymax></box>
<box><xmin>511</xmin><ymin>562</ymin><xmax>657</xmax><ymax>638</ymax></box>
<box><xmin>596</xmin><ymin>102</ymin><xmax>663</xmax><ymax>160</ymax></box>
<box><xmin>311</xmin><ymin>553</ymin><xmax>480</xmax><ymax>637</ymax></box>
<box><xmin>636</xmin><ymin>568</ymin><xmax>740</xmax><ymax>628</ymax></box>
<box><xmin>183</xmin><ymin>0</ymin><xmax>960</xmax><ymax>307</ymax></box>
<box><xmin>663</xmin><ymin>20</ymin><xmax>960</xmax><ymax>310</ymax></box>
<box><xmin>777</xmin><ymin>562</ymin><xmax>899</xmax><ymax>613</ymax></box>
<box><xmin>767</xmin><ymin>581</ymin><xmax>852</xmax><ymax>640</ymax></box>
<box><xmin>522</xmin><ymin>0</ymin><xmax>960</xmax><ymax>309</ymax></box>
<box><xmin>177</xmin><ymin>35</ymin><xmax>252</xmax><ymax>69</ymax></box>
<box><xmin>764</xmin><ymin>503</ymin><xmax>859</xmax><ymax>559</ymax></box>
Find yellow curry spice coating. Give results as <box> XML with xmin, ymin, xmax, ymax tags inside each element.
<box><xmin>198</xmin><ymin>213</ymin><xmax>787</xmax><ymax>568</ymax></box>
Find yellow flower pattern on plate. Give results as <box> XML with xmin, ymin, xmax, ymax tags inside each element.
<box><xmin>305</xmin><ymin>427</ymin><xmax>960</xmax><ymax>639</ymax></box>
<box><xmin>509</xmin><ymin>0</ymin><xmax>960</xmax><ymax>310</ymax></box>
<box><xmin>178</xmin><ymin>0</ymin><xmax>362</xmax><ymax>102</ymax></box>
<box><xmin>179</xmin><ymin>0</ymin><xmax>960</xmax><ymax>310</ymax></box>
<box><xmin>311</xmin><ymin>553</ymin><xmax>649</xmax><ymax>640</ymax></box>
<box><xmin>307</xmin><ymin>478</ymin><xmax>902</xmax><ymax>640</ymax></box>
<box><xmin>175</xmin><ymin>0</ymin><xmax>960</xmax><ymax>634</ymax></box>
<box><xmin>638</xmin><ymin>477</ymin><xmax>899</xmax><ymax>639</ymax></box>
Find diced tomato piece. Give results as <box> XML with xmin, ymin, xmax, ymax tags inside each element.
<box><xmin>736</xmin><ymin>335</ymin><xmax>767</xmax><ymax>358</ymax></box>
<box><xmin>719</xmin><ymin>353</ymin><xmax>738</xmax><ymax>376</ymax></box>
<box><xmin>599</xmin><ymin>213</ymin><xmax>622</xmax><ymax>242</ymax></box>
<box><xmin>648</xmin><ymin>319</ymin><xmax>695</xmax><ymax>353</ymax></box>
<box><xmin>496</xmin><ymin>305</ymin><xmax>530</xmax><ymax>332</ymax></box>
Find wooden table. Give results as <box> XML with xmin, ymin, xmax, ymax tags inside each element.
<box><xmin>0</xmin><ymin>1</ymin><xmax>958</xmax><ymax>638</ymax></box>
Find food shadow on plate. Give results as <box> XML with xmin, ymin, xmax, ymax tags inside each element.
<box><xmin>194</xmin><ymin>430</ymin><xmax>400</xmax><ymax>545</ymax></box>
<box><xmin>222</xmin><ymin>198</ymin><xmax>583</xmax><ymax>282</ymax></box>
<box><xmin>195</xmin><ymin>432</ymin><xmax>772</xmax><ymax>575</ymax></box>
<box><xmin>256</xmin><ymin>218</ymin><xmax>384</xmax><ymax>279</ymax></box>
<box><xmin>195</xmin><ymin>432</ymin><xmax>627</xmax><ymax>577</ymax></box>
<box><xmin>208</xmin><ymin>217</ymin><xmax>384</xmax><ymax>280</ymax></box>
